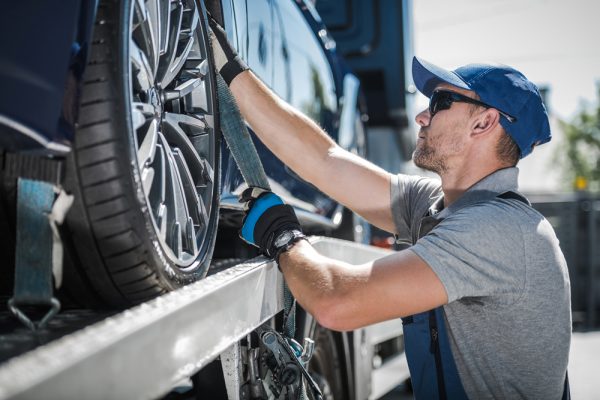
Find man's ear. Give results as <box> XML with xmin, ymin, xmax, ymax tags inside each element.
<box><xmin>470</xmin><ymin>108</ymin><xmax>500</xmax><ymax>137</ymax></box>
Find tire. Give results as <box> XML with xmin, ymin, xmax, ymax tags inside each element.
<box><xmin>300</xmin><ymin>315</ymin><xmax>350</xmax><ymax>400</ymax></box>
<box><xmin>62</xmin><ymin>0</ymin><xmax>221</xmax><ymax>308</ymax></box>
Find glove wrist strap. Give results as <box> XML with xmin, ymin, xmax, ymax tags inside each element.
<box><xmin>220</xmin><ymin>57</ymin><xmax>249</xmax><ymax>85</ymax></box>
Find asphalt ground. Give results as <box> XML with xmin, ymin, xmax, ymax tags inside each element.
<box><xmin>380</xmin><ymin>330</ymin><xmax>600</xmax><ymax>399</ymax></box>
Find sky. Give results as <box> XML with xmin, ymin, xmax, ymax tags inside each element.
<box><xmin>413</xmin><ymin>0</ymin><xmax>600</xmax><ymax>120</ymax></box>
<box><xmin>412</xmin><ymin>0</ymin><xmax>600</xmax><ymax>192</ymax></box>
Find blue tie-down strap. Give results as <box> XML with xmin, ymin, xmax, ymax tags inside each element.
<box><xmin>216</xmin><ymin>73</ymin><xmax>298</xmax><ymax>339</ymax></box>
<box><xmin>216</xmin><ymin>73</ymin><xmax>270</xmax><ymax>190</ymax></box>
<box><xmin>8</xmin><ymin>178</ymin><xmax>63</xmax><ymax>331</ymax></box>
<box><xmin>401</xmin><ymin>307</ymin><xmax>468</xmax><ymax>400</ymax></box>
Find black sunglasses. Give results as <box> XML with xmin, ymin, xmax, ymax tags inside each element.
<box><xmin>429</xmin><ymin>90</ymin><xmax>517</xmax><ymax>123</ymax></box>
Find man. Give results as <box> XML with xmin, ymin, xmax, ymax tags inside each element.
<box><xmin>209</xmin><ymin>18</ymin><xmax>571</xmax><ymax>400</ymax></box>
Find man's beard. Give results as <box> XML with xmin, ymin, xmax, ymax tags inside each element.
<box><xmin>412</xmin><ymin>131</ymin><xmax>448</xmax><ymax>174</ymax></box>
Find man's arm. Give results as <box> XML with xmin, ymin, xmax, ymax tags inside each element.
<box><xmin>279</xmin><ymin>240</ymin><xmax>448</xmax><ymax>331</ymax></box>
<box><xmin>229</xmin><ymin>71</ymin><xmax>396</xmax><ymax>233</ymax></box>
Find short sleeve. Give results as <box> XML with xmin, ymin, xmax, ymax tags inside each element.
<box><xmin>410</xmin><ymin>202</ymin><xmax>527</xmax><ymax>304</ymax></box>
<box><xmin>390</xmin><ymin>174</ymin><xmax>441</xmax><ymax>244</ymax></box>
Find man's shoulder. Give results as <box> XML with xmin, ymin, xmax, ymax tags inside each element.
<box><xmin>391</xmin><ymin>173</ymin><xmax>442</xmax><ymax>239</ymax></box>
<box><xmin>395</xmin><ymin>173</ymin><xmax>441</xmax><ymax>190</ymax></box>
<box><xmin>392</xmin><ymin>173</ymin><xmax>442</xmax><ymax>205</ymax></box>
<box><xmin>432</xmin><ymin>197</ymin><xmax>547</xmax><ymax>253</ymax></box>
<box><xmin>451</xmin><ymin>194</ymin><xmax>542</xmax><ymax>228</ymax></box>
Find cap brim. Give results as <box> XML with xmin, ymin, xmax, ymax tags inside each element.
<box><xmin>412</xmin><ymin>57</ymin><xmax>471</xmax><ymax>98</ymax></box>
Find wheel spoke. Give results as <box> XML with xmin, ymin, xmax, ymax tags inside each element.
<box><xmin>137</xmin><ymin>118</ymin><xmax>159</xmax><ymax>167</ymax></box>
<box><xmin>185</xmin><ymin>217</ymin><xmax>198</xmax><ymax>255</ymax></box>
<box><xmin>187</xmin><ymin>1</ymin><xmax>200</xmax><ymax>34</ymax></box>
<box><xmin>132</xmin><ymin>101</ymin><xmax>155</xmax><ymax>116</ymax></box>
<box><xmin>158</xmin><ymin>133</ymin><xmax>179</xmax><ymax>222</ymax></box>
<box><xmin>160</xmin><ymin>1</ymin><xmax>199</xmax><ymax>88</ymax></box>
<box><xmin>162</xmin><ymin>112</ymin><xmax>210</xmax><ymax>184</ymax></box>
<box><xmin>163</xmin><ymin>111</ymin><xmax>208</xmax><ymax>136</ymax></box>
<box><xmin>184</xmin><ymin>58</ymin><xmax>209</xmax><ymax>79</ymax></box>
<box><xmin>132</xmin><ymin>0</ymin><xmax>147</xmax><ymax>30</ymax></box>
<box><xmin>141</xmin><ymin>166</ymin><xmax>155</xmax><ymax>194</ymax></box>
<box><xmin>170</xmin><ymin>222</ymin><xmax>182</xmax><ymax>258</ymax></box>
<box><xmin>148</xmin><ymin>143</ymin><xmax>166</xmax><ymax>217</ymax></box>
<box><xmin>130</xmin><ymin>40</ymin><xmax>155</xmax><ymax>91</ymax></box>
<box><xmin>163</xmin><ymin>77</ymin><xmax>201</xmax><ymax>102</ymax></box>
<box><xmin>188</xmin><ymin>134</ymin><xmax>210</xmax><ymax>168</ymax></box>
<box><xmin>132</xmin><ymin>107</ymin><xmax>147</xmax><ymax>131</ymax></box>
<box><xmin>199</xmin><ymin>158</ymin><xmax>214</xmax><ymax>185</ymax></box>
<box><xmin>132</xmin><ymin>0</ymin><xmax>158</xmax><ymax>75</ymax></box>
<box><xmin>158</xmin><ymin>0</ymin><xmax>171</xmax><ymax>55</ymax></box>
<box><xmin>195</xmin><ymin>190</ymin><xmax>209</xmax><ymax>231</ymax></box>
<box><xmin>172</xmin><ymin>148</ymin><xmax>203</xmax><ymax>243</ymax></box>
<box><xmin>161</xmin><ymin>36</ymin><xmax>195</xmax><ymax>88</ymax></box>
<box><xmin>156</xmin><ymin>203</ymin><xmax>167</xmax><ymax>241</ymax></box>
<box><xmin>145</xmin><ymin>0</ymin><xmax>162</xmax><ymax>67</ymax></box>
<box><xmin>190</xmin><ymin>78</ymin><xmax>209</xmax><ymax>113</ymax></box>
<box><xmin>159</xmin><ymin>133</ymin><xmax>193</xmax><ymax>260</ymax></box>
<box><xmin>156</xmin><ymin>2</ymin><xmax>183</xmax><ymax>85</ymax></box>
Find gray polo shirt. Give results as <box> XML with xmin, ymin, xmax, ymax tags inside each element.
<box><xmin>391</xmin><ymin>167</ymin><xmax>571</xmax><ymax>400</ymax></box>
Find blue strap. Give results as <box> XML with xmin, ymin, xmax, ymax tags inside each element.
<box><xmin>216</xmin><ymin>73</ymin><xmax>297</xmax><ymax>339</ymax></box>
<box><xmin>402</xmin><ymin>308</ymin><xmax>468</xmax><ymax>400</ymax></box>
<box><xmin>8</xmin><ymin>178</ymin><xmax>61</xmax><ymax>330</ymax></box>
<box><xmin>216</xmin><ymin>74</ymin><xmax>269</xmax><ymax>190</ymax></box>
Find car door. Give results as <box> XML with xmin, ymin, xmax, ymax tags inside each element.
<box><xmin>218</xmin><ymin>0</ymin><xmax>342</xmax><ymax>228</ymax></box>
<box><xmin>272</xmin><ymin>0</ymin><xmax>338</xmax><ymax>136</ymax></box>
<box><xmin>267</xmin><ymin>0</ymin><xmax>341</xmax><ymax>221</ymax></box>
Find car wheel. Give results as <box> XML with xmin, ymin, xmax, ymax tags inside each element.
<box><xmin>306</xmin><ymin>323</ymin><xmax>348</xmax><ymax>400</ymax></box>
<box><xmin>62</xmin><ymin>0</ymin><xmax>220</xmax><ymax>307</ymax></box>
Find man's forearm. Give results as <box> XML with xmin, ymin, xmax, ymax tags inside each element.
<box><xmin>228</xmin><ymin>71</ymin><xmax>396</xmax><ymax>232</ymax></box>
<box><xmin>229</xmin><ymin>71</ymin><xmax>337</xmax><ymax>186</ymax></box>
<box><xmin>278</xmin><ymin>240</ymin><xmax>449</xmax><ymax>331</ymax></box>
<box><xmin>278</xmin><ymin>240</ymin><xmax>370</xmax><ymax>331</ymax></box>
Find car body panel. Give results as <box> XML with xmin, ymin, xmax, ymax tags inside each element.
<box><xmin>0</xmin><ymin>0</ymin><xmax>98</xmax><ymax>154</ymax></box>
<box><xmin>218</xmin><ymin>0</ymin><xmax>362</xmax><ymax>227</ymax></box>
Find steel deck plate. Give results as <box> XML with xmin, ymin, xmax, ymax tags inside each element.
<box><xmin>0</xmin><ymin>237</ymin><xmax>397</xmax><ymax>400</ymax></box>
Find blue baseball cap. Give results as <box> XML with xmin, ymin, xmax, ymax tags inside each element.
<box><xmin>412</xmin><ymin>56</ymin><xmax>551</xmax><ymax>158</ymax></box>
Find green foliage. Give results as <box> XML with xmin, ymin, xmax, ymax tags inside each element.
<box><xmin>558</xmin><ymin>84</ymin><xmax>600</xmax><ymax>192</ymax></box>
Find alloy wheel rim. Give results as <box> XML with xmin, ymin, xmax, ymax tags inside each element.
<box><xmin>129</xmin><ymin>0</ymin><xmax>217</xmax><ymax>269</ymax></box>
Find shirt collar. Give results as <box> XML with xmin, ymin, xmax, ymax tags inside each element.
<box><xmin>429</xmin><ymin>167</ymin><xmax>520</xmax><ymax>219</ymax></box>
<box><xmin>465</xmin><ymin>167</ymin><xmax>519</xmax><ymax>193</ymax></box>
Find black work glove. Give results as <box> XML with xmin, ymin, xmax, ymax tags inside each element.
<box><xmin>207</xmin><ymin>13</ymin><xmax>249</xmax><ymax>85</ymax></box>
<box><xmin>239</xmin><ymin>187</ymin><xmax>305</xmax><ymax>259</ymax></box>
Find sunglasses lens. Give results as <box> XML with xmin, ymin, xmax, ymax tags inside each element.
<box><xmin>430</xmin><ymin>91</ymin><xmax>453</xmax><ymax>115</ymax></box>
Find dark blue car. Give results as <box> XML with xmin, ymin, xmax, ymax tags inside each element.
<box><xmin>0</xmin><ymin>0</ymin><xmax>367</xmax><ymax>307</ymax></box>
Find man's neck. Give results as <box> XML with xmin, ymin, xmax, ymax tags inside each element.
<box><xmin>439</xmin><ymin>165</ymin><xmax>505</xmax><ymax>205</ymax></box>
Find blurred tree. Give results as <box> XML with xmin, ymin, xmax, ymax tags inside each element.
<box><xmin>557</xmin><ymin>83</ymin><xmax>600</xmax><ymax>192</ymax></box>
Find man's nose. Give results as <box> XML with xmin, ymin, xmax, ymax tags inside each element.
<box><xmin>415</xmin><ymin>108</ymin><xmax>431</xmax><ymax>127</ymax></box>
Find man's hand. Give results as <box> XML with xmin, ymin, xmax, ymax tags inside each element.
<box><xmin>239</xmin><ymin>187</ymin><xmax>305</xmax><ymax>259</ymax></box>
<box><xmin>207</xmin><ymin>14</ymin><xmax>248</xmax><ymax>85</ymax></box>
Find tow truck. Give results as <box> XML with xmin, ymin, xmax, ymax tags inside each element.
<box><xmin>0</xmin><ymin>238</ymin><xmax>408</xmax><ymax>399</ymax></box>
<box><xmin>0</xmin><ymin>1</ymin><xmax>417</xmax><ymax>398</ymax></box>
